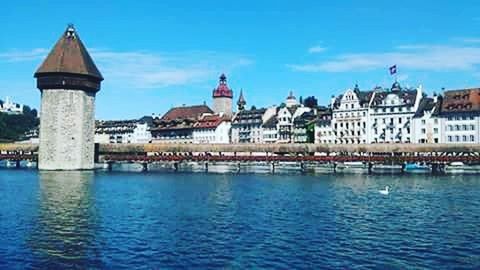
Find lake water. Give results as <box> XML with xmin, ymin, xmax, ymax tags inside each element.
<box><xmin>0</xmin><ymin>170</ymin><xmax>479</xmax><ymax>269</ymax></box>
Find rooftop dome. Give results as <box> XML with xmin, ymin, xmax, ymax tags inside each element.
<box><xmin>391</xmin><ymin>81</ymin><xmax>401</xmax><ymax>91</ymax></box>
<box><xmin>212</xmin><ymin>73</ymin><xmax>233</xmax><ymax>98</ymax></box>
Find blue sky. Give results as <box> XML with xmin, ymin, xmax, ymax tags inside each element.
<box><xmin>1</xmin><ymin>0</ymin><xmax>480</xmax><ymax>119</ymax></box>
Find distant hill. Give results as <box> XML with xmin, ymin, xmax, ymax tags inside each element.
<box><xmin>0</xmin><ymin>106</ymin><xmax>39</xmax><ymax>142</ymax></box>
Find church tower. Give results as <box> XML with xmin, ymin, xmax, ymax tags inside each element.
<box><xmin>237</xmin><ymin>89</ymin><xmax>246</xmax><ymax>111</ymax></box>
<box><xmin>212</xmin><ymin>74</ymin><xmax>233</xmax><ymax>117</ymax></box>
<box><xmin>34</xmin><ymin>25</ymin><xmax>103</xmax><ymax>170</ymax></box>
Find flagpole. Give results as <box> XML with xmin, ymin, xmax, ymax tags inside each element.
<box><xmin>395</xmin><ymin>66</ymin><xmax>398</xmax><ymax>82</ymax></box>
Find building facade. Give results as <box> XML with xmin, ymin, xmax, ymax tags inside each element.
<box><xmin>277</xmin><ymin>92</ymin><xmax>311</xmax><ymax>143</ymax></box>
<box><xmin>331</xmin><ymin>85</ymin><xmax>373</xmax><ymax>144</ymax></box>
<box><xmin>231</xmin><ymin>107</ymin><xmax>276</xmax><ymax>143</ymax></box>
<box><xmin>151</xmin><ymin>105</ymin><xmax>213</xmax><ymax>143</ymax></box>
<box><xmin>262</xmin><ymin>114</ymin><xmax>278</xmax><ymax>143</ymax></box>
<box><xmin>293</xmin><ymin>111</ymin><xmax>316</xmax><ymax>143</ymax></box>
<box><xmin>411</xmin><ymin>96</ymin><xmax>442</xmax><ymax>143</ymax></box>
<box><xmin>438</xmin><ymin>88</ymin><xmax>480</xmax><ymax>144</ymax></box>
<box><xmin>192</xmin><ymin>114</ymin><xmax>231</xmax><ymax>144</ymax></box>
<box><xmin>369</xmin><ymin>83</ymin><xmax>422</xmax><ymax>143</ymax></box>
<box><xmin>95</xmin><ymin>120</ymin><xmax>151</xmax><ymax>144</ymax></box>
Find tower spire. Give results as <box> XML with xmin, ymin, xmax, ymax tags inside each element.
<box><xmin>237</xmin><ymin>89</ymin><xmax>246</xmax><ymax>111</ymax></box>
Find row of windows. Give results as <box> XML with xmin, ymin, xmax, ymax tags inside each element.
<box><xmin>374</xmin><ymin>128</ymin><xmax>411</xmax><ymax>135</ymax></box>
<box><xmin>448</xmin><ymin>135</ymin><xmax>475</xmax><ymax>142</ymax></box>
<box><xmin>446</xmin><ymin>124</ymin><xmax>476</xmax><ymax>131</ymax></box>
<box><xmin>374</xmin><ymin>117</ymin><xmax>409</xmax><ymax>125</ymax></box>
<box><xmin>420</xmin><ymin>119</ymin><xmax>439</xmax><ymax>124</ymax></box>
<box><xmin>374</xmin><ymin>107</ymin><xmax>412</xmax><ymax>113</ymax></box>
<box><xmin>335</xmin><ymin>111</ymin><xmax>367</xmax><ymax>118</ymax></box>
<box><xmin>447</xmin><ymin>116</ymin><xmax>475</xmax><ymax>121</ymax></box>
<box><xmin>334</xmin><ymin>122</ymin><xmax>367</xmax><ymax>129</ymax></box>
<box><xmin>421</xmin><ymin>128</ymin><xmax>439</xmax><ymax>134</ymax></box>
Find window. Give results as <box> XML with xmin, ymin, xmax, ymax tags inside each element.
<box><xmin>390</xmin><ymin>107</ymin><xmax>394</xmax><ymax>113</ymax></box>
<box><xmin>455</xmin><ymin>135</ymin><xmax>460</xmax><ymax>142</ymax></box>
<box><xmin>471</xmin><ymin>135</ymin><xmax>475</xmax><ymax>142</ymax></box>
<box><xmin>434</xmin><ymin>128</ymin><xmax>438</xmax><ymax>134</ymax></box>
<box><xmin>462</xmin><ymin>124</ymin><xmax>467</xmax><ymax>131</ymax></box>
<box><xmin>434</xmin><ymin>119</ymin><xmax>438</xmax><ymax>124</ymax></box>
<box><xmin>421</xmin><ymin>120</ymin><xmax>426</xmax><ymax>124</ymax></box>
<box><xmin>470</xmin><ymin>124</ymin><xmax>475</xmax><ymax>130</ymax></box>
<box><xmin>462</xmin><ymin>135</ymin><xmax>467</xmax><ymax>142</ymax></box>
<box><xmin>421</xmin><ymin>128</ymin><xmax>426</xmax><ymax>134</ymax></box>
<box><xmin>448</xmin><ymin>136</ymin><xmax>452</xmax><ymax>142</ymax></box>
<box><xmin>399</xmin><ymin>118</ymin><xmax>402</xmax><ymax>124</ymax></box>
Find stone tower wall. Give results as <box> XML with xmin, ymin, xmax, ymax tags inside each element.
<box><xmin>38</xmin><ymin>89</ymin><xmax>95</xmax><ymax>170</ymax></box>
<box><xmin>213</xmin><ymin>97</ymin><xmax>232</xmax><ymax>117</ymax></box>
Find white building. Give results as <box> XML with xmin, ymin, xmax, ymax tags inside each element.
<box><xmin>411</xmin><ymin>96</ymin><xmax>442</xmax><ymax>143</ymax></box>
<box><xmin>262</xmin><ymin>114</ymin><xmax>278</xmax><ymax>143</ymax></box>
<box><xmin>192</xmin><ymin>114</ymin><xmax>231</xmax><ymax>144</ymax></box>
<box><xmin>438</xmin><ymin>88</ymin><xmax>480</xmax><ymax>144</ymax></box>
<box><xmin>95</xmin><ymin>120</ymin><xmax>152</xmax><ymax>144</ymax></box>
<box><xmin>331</xmin><ymin>85</ymin><xmax>373</xmax><ymax>144</ymax></box>
<box><xmin>0</xmin><ymin>96</ymin><xmax>23</xmax><ymax>114</ymax></box>
<box><xmin>231</xmin><ymin>106</ymin><xmax>276</xmax><ymax>143</ymax></box>
<box><xmin>314</xmin><ymin>109</ymin><xmax>334</xmax><ymax>144</ymax></box>
<box><xmin>276</xmin><ymin>92</ymin><xmax>311</xmax><ymax>143</ymax></box>
<box><xmin>369</xmin><ymin>83</ymin><xmax>423</xmax><ymax>143</ymax></box>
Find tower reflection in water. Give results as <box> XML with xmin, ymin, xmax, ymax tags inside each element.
<box><xmin>29</xmin><ymin>171</ymin><xmax>102</xmax><ymax>269</ymax></box>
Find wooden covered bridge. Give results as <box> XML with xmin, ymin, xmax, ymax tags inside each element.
<box><xmin>1</xmin><ymin>143</ymin><xmax>480</xmax><ymax>169</ymax></box>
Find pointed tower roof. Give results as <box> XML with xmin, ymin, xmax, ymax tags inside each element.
<box><xmin>34</xmin><ymin>25</ymin><xmax>103</xmax><ymax>92</ymax></box>
<box><xmin>237</xmin><ymin>89</ymin><xmax>246</xmax><ymax>105</ymax></box>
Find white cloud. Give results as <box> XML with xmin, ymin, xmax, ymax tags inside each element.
<box><xmin>308</xmin><ymin>46</ymin><xmax>327</xmax><ymax>54</ymax></box>
<box><xmin>0</xmin><ymin>48</ymin><xmax>253</xmax><ymax>88</ymax></box>
<box><xmin>0</xmin><ymin>48</ymin><xmax>49</xmax><ymax>62</ymax></box>
<box><xmin>288</xmin><ymin>44</ymin><xmax>480</xmax><ymax>72</ymax></box>
<box><xmin>87</xmin><ymin>49</ymin><xmax>253</xmax><ymax>88</ymax></box>
<box><xmin>460</xmin><ymin>38</ymin><xmax>480</xmax><ymax>44</ymax></box>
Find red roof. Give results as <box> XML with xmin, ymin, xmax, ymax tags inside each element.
<box><xmin>161</xmin><ymin>105</ymin><xmax>213</xmax><ymax>121</ymax></box>
<box><xmin>194</xmin><ymin>114</ymin><xmax>230</xmax><ymax>129</ymax></box>
<box><xmin>441</xmin><ymin>88</ymin><xmax>480</xmax><ymax>113</ymax></box>
<box><xmin>212</xmin><ymin>73</ymin><xmax>233</xmax><ymax>98</ymax></box>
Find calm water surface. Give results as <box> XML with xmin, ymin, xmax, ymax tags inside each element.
<box><xmin>0</xmin><ymin>170</ymin><xmax>479</xmax><ymax>269</ymax></box>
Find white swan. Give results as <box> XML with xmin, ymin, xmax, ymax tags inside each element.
<box><xmin>379</xmin><ymin>186</ymin><xmax>389</xmax><ymax>195</ymax></box>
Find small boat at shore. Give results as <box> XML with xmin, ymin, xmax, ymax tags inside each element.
<box><xmin>444</xmin><ymin>162</ymin><xmax>480</xmax><ymax>174</ymax></box>
<box><xmin>336</xmin><ymin>162</ymin><xmax>367</xmax><ymax>174</ymax></box>
<box><xmin>404</xmin><ymin>163</ymin><xmax>431</xmax><ymax>174</ymax></box>
<box><xmin>372</xmin><ymin>164</ymin><xmax>403</xmax><ymax>174</ymax></box>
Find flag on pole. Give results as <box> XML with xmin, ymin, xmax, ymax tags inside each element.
<box><xmin>389</xmin><ymin>65</ymin><xmax>397</xmax><ymax>75</ymax></box>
